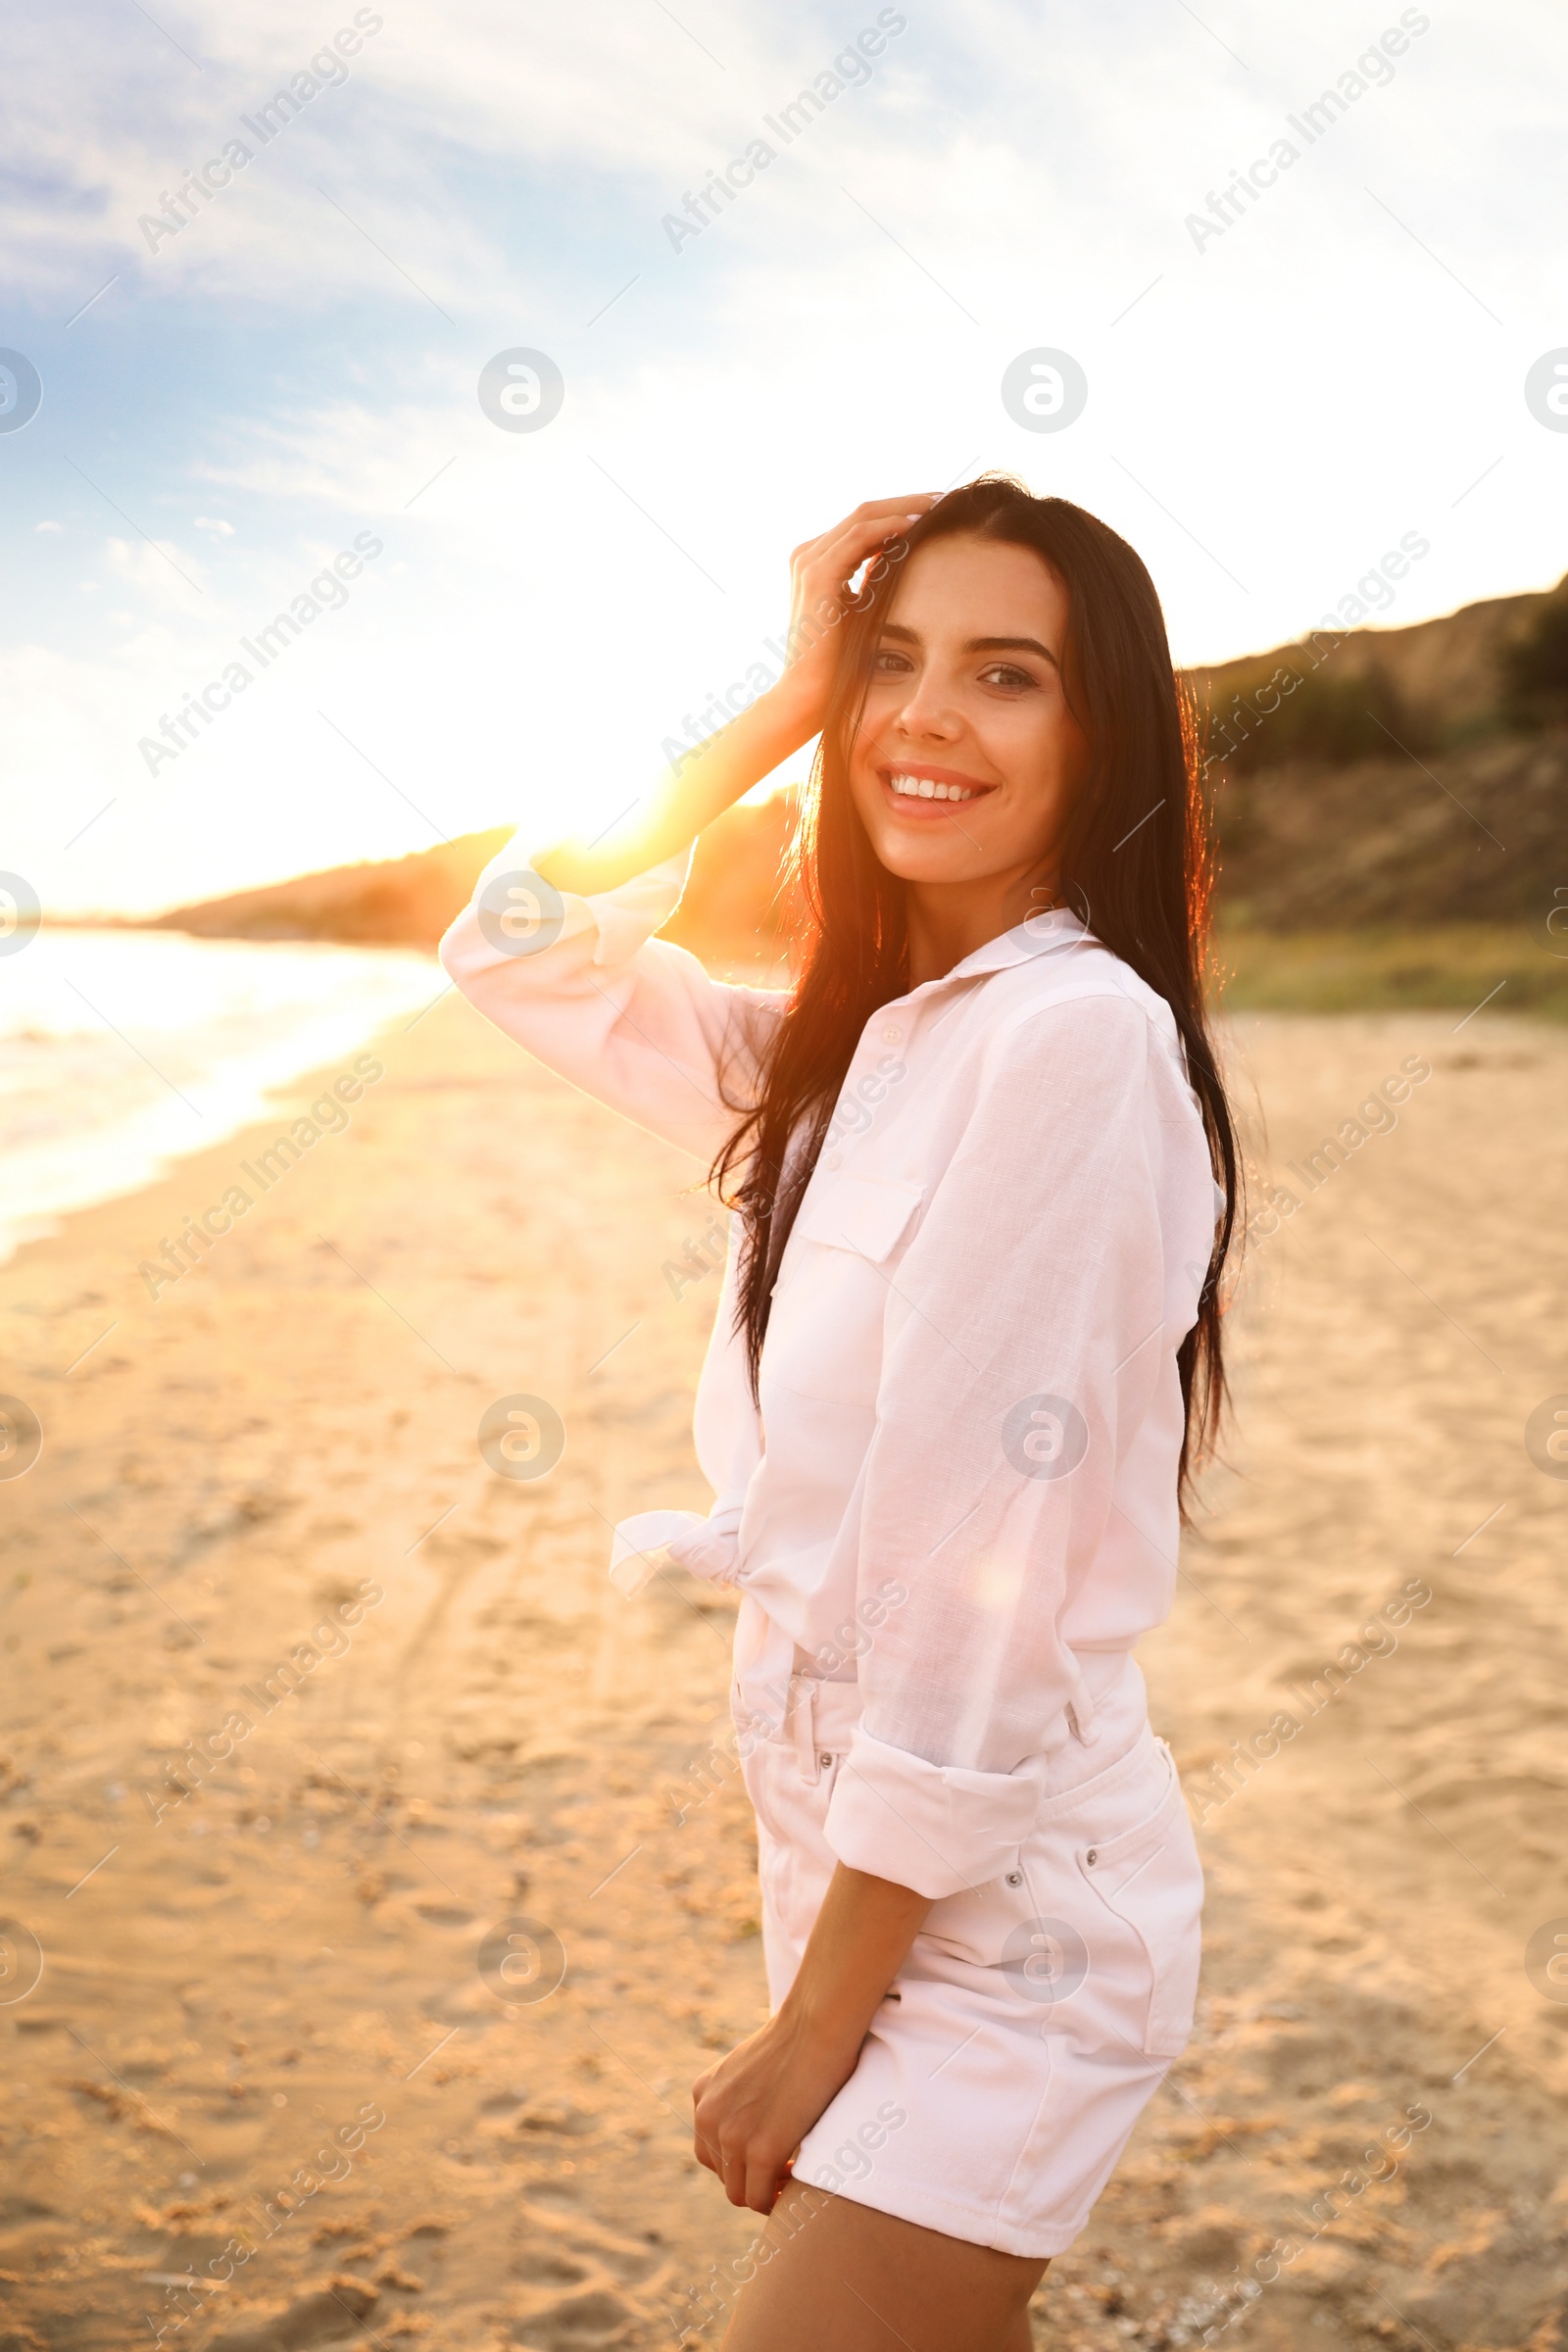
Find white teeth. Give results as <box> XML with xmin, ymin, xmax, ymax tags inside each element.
<box><xmin>888</xmin><ymin>772</ymin><xmax>978</xmax><ymax>803</ymax></box>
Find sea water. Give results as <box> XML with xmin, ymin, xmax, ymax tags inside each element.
<box><xmin>0</xmin><ymin>928</ymin><xmax>444</xmax><ymax>1265</ymax></box>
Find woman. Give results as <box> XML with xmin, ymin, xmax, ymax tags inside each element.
<box><xmin>441</xmin><ymin>477</ymin><xmax>1239</xmax><ymax>2352</ymax></box>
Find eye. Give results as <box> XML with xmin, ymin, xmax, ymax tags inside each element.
<box><xmin>870</xmin><ymin>646</ymin><xmax>914</xmax><ymax>674</ymax></box>
<box><xmin>978</xmin><ymin>662</ymin><xmax>1038</xmax><ymax>692</ymax></box>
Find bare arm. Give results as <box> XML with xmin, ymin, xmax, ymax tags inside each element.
<box><xmin>692</xmin><ymin>1861</ymin><xmax>929</xmax><ymax>2215</ymax></box>
<box><xmin>534</xmin><ymin>495</ymin><xmax>935</xmax><ymax>901</ymax></box>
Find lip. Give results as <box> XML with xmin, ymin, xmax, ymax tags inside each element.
<box><xmin>876</xmin><ymin>761</ymin><xmax>999</xmax><ymax>816</ymax></box>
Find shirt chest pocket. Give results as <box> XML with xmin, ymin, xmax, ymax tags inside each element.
<box><xmin>762</xmin><ymin>1175</ymin><xmax>925</xmax><ymax>1407</ymax></box>
<box><xmin>793</xmin><ymin>1173</ymin><xmax>925</xmax><ymax>1262</ymax></box>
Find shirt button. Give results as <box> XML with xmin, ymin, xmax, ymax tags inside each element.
<box><xmin>823</xmin><ymin>1150</ymin><xmax>843</xmax><ymax>1171</ymax></box>
<box><xmin>882</xmin><ymin>1023</ymin><xmax>903</xmax><ymax>1044</ymax></box>
<box><xmin>818</xmin><ymin>1753</ymin><xmax>833</xmax><ymax>1770</ymax></box>
<box><xmin>1085</xmin><ymin>1849</ymin><xmax>1098</xmax><ymax>1867</ymax></box>
<box><xmin>1005</xmin><ymin>1870</ymin><xmax>1023</xmax><ymax>1886</ymax></box>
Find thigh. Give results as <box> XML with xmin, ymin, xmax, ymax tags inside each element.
<box><xmin>721</xmin><ymin>2182</ymin><xmax>1048</xmax><ymax>2352</ymax></box>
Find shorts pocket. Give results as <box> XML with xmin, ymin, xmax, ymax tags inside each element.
<box><xmin>1075</xmin><ymin>1741</ymin><xmax>1202</xmax><ymax>2058</ymax></box>
<box><xmin>916</xmin><ymin>1856</ymin><xmax>1034</xmax><ymax>1967</ymax></box>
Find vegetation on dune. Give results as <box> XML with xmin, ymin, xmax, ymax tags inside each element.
<box><xmin>1212</xmin><ymin>923</ymin><xmax>1568</xmax><ymax>1020</ymax></box>
<box><xmin>1500</xmin><ymin>575</ymin><xmax>1568</xmax><ymax>731</ymax></box>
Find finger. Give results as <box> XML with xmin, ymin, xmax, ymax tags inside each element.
<box><xmin>693</xmin><ymin>2117</ymin><xmax>723</xmax><ymax>2176</ymax></box>
<box><xmin>801</xmin><ymin>510</ymin><xmax>928</xmax><ymax>594</ymax></box>
<box><xmin>744</xmin><ymin>2157</ymin><xmax>784</xmax><ymax>2214</ymax></box>
<box><xmin>796</xmin><ymin>494</ymin><xmax>938</xmax><ymax>566</ymax></box>
<box><xmin>849</xmin><ymin>493</ymin><xmax>941</xmax><ymax>519</ymax></box>
<box><xmin>817</xmin><ymin>502</ymin><xmax>933</xmax><ymax>560</ymax></box>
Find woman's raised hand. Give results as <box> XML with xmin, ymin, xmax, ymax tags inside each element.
<box><xmin>534</xmin><ymin>494</ymin><xmax>937</xmax><ymax>900</ymax></box>
<box><xmin>771</xmin><ymin>494</ymin><xmax>939</xmax><ymax>742</ymax></box>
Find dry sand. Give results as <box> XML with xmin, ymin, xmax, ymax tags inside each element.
<box><xmin>2</xmin><ymin>981</ymin><xmax>1565</xmax><ymax>2352</ymax></box>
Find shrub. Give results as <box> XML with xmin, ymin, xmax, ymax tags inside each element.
<box><xmin>1501</xmin><ymin>574</ymin><xmax>1568</xmax><ymax>728</ymax></box>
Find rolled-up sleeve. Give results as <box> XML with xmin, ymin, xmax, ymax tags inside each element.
<box><xmin>438</xmin><ymin>827</ymin><xmax>780</xmax><ymax>1161</ymax></box>
<box><xmin>822</xmin><ymin>991</ymin><xmax>1205</xmax><ymax>1898</ymax></box>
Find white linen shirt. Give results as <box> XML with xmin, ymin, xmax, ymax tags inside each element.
<box><xmin>440</xmin><ymin>833</ymin><xmax>1218</xmax><ymax>1900</ymax></box>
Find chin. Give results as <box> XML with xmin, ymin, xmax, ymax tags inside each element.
<box><xmin>862</xmin><ymin>821</ymin><xmax>991</xmax><ymax>883</ymax></box>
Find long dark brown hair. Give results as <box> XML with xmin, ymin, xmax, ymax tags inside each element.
<box><xmin>711</xmin><ymin>476</ymin><xmax>1240</xmax><ymax>1510</ymax></box>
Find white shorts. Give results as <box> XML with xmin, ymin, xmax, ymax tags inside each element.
<box><xmin>738</xmin><ymin>1661</ymin><xmax>1203</xmax><ymax>2259</ymax></box>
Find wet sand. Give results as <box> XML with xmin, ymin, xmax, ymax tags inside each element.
<box><xmin>2</xmin><ymin>983</ymin><xmax>1565</xmax><ymax>2352</ymax></box>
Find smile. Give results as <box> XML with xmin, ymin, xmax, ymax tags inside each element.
<box><xmin>880</xmin><ymin>767</ymin><xmax>996</xmax><ymax>807</ymax></box>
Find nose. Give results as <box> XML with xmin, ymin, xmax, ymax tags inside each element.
<box><xmin>890</xmin><ymin>665</ymin><xmax>963</xmax><ymax>744</ymax></box>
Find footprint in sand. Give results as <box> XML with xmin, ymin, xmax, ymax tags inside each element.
<box><xmin>512</xmin><ymin>2248</ymin><xmax>592</xmax><ymax>2288</ymax></box>
<box><xmin>206</xmin><ymin>2274</ymin><xmax>376</xmax><ymax>2352</ymax></box>
<box><xmin>517</xmin><ymin>2284</ymin><xmax>638</xmax><ymax>2345</ymax></box>
<box><xmin>507</xmin><ymin>2202</ymin><xmax>665</xmax><ymax>2345</ymax></box>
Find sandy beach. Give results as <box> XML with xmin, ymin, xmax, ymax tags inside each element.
<box><xmin>3</xmin><ymin>981</ymin><xmax>1566</xmax><ymax>2352</ymax></box>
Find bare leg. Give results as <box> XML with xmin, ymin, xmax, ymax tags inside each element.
<box><xmin>721</xmin><ymin>2182</ymin><xmax>1049</xmax><ymax>2352</ymax></box>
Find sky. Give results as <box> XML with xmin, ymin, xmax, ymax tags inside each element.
<box><xmin>3</xmin><ymin>0</ymin><xmax>1565</xmax><ymax>916</ymax></box>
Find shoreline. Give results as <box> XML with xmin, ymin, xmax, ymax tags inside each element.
<box><xmin>1</xmin><ymin>980</ymin><xmax>450</xmax><ymax>1345</ymax></box>
<box><xmin>0</xmin><ymin>929</ymin><xmax>443</xmax><ymax>1272</ymax></box>
<box><xmin>129</xmin><ymin>1041</ymin><xmax>396</xmax><ymax>1309</ymax></box>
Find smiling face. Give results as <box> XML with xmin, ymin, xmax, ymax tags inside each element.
<box><xmin>845</xmin><ymin>533</ymin><xmax>1090</xmax><ymax>911</ymax></box>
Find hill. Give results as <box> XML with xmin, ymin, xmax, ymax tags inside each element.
<box><xmin>143</xmin><ymin>794</ymin><xmax>799</xmax><ymax>962</ymax></box>
<box><xmin>137</xmin><ymin>570</ymin><xmax>1568</xmax><ymax>973</ymax></box>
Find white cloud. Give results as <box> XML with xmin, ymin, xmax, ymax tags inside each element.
<box><xmin>5</xmin><ymin>0</ymin><xmax>1567</xmax><ymax>917</ymax></box>
<box><xmin>102</xmin><ymin>536</ymin><xmax>208</xmax><ymax>608</ymax></box>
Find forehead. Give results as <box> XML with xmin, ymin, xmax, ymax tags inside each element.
<box><xmin>883</xmin><ymin>532</ymin><xmax>1068</xmax><ymax>640</ymax></box>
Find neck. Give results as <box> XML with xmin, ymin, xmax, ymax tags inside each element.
<box><xmin>903</xmin><ymin>861</ymin><xmax>1059</xmax><ymax>987</ymax></box>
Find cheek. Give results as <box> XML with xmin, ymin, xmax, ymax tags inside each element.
<box><xmin>1034</xmin><ymin>687</ymin><xmax>1089</xmax><ymax>772</ymax></box>
<box><xmin>845</xmin><ymin>753</ymin><xmax>886</xmax><ymax>832</ymax></box>
<box><xmin>987</xmin><ymin>704</ymin><xmax>1081</xmax><ymax>814</ymax></box>
<box><xmin>847</xmin><ymin>704</ymin><xmax>903</xmax><ymax>808</ymax></box>
<box><xmin>852</xmin><ymin>683</ymin><xmax>905</xmax><ymax>759</ymax></box>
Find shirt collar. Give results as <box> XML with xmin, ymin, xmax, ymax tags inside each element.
<box><xmin>901</xmin><ymin>905</ymin><xmax>1095</xmax><ymax>1003</ymax></box>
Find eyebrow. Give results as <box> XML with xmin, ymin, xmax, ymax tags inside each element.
<box><xmin>878</xmin><ymin>621</ymin><xmax>1060</xmax><ymax>667</ymax></box>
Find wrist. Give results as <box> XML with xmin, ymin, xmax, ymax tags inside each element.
<box><xmin>772</xmin><ymin>1983</ymin><xmax>870</xmax><ymax>2064</ymax></box>
<box><xmin>748</xmin><ymin>673</ymin><xmax>824</xmax><ymax>759</ymax></box>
